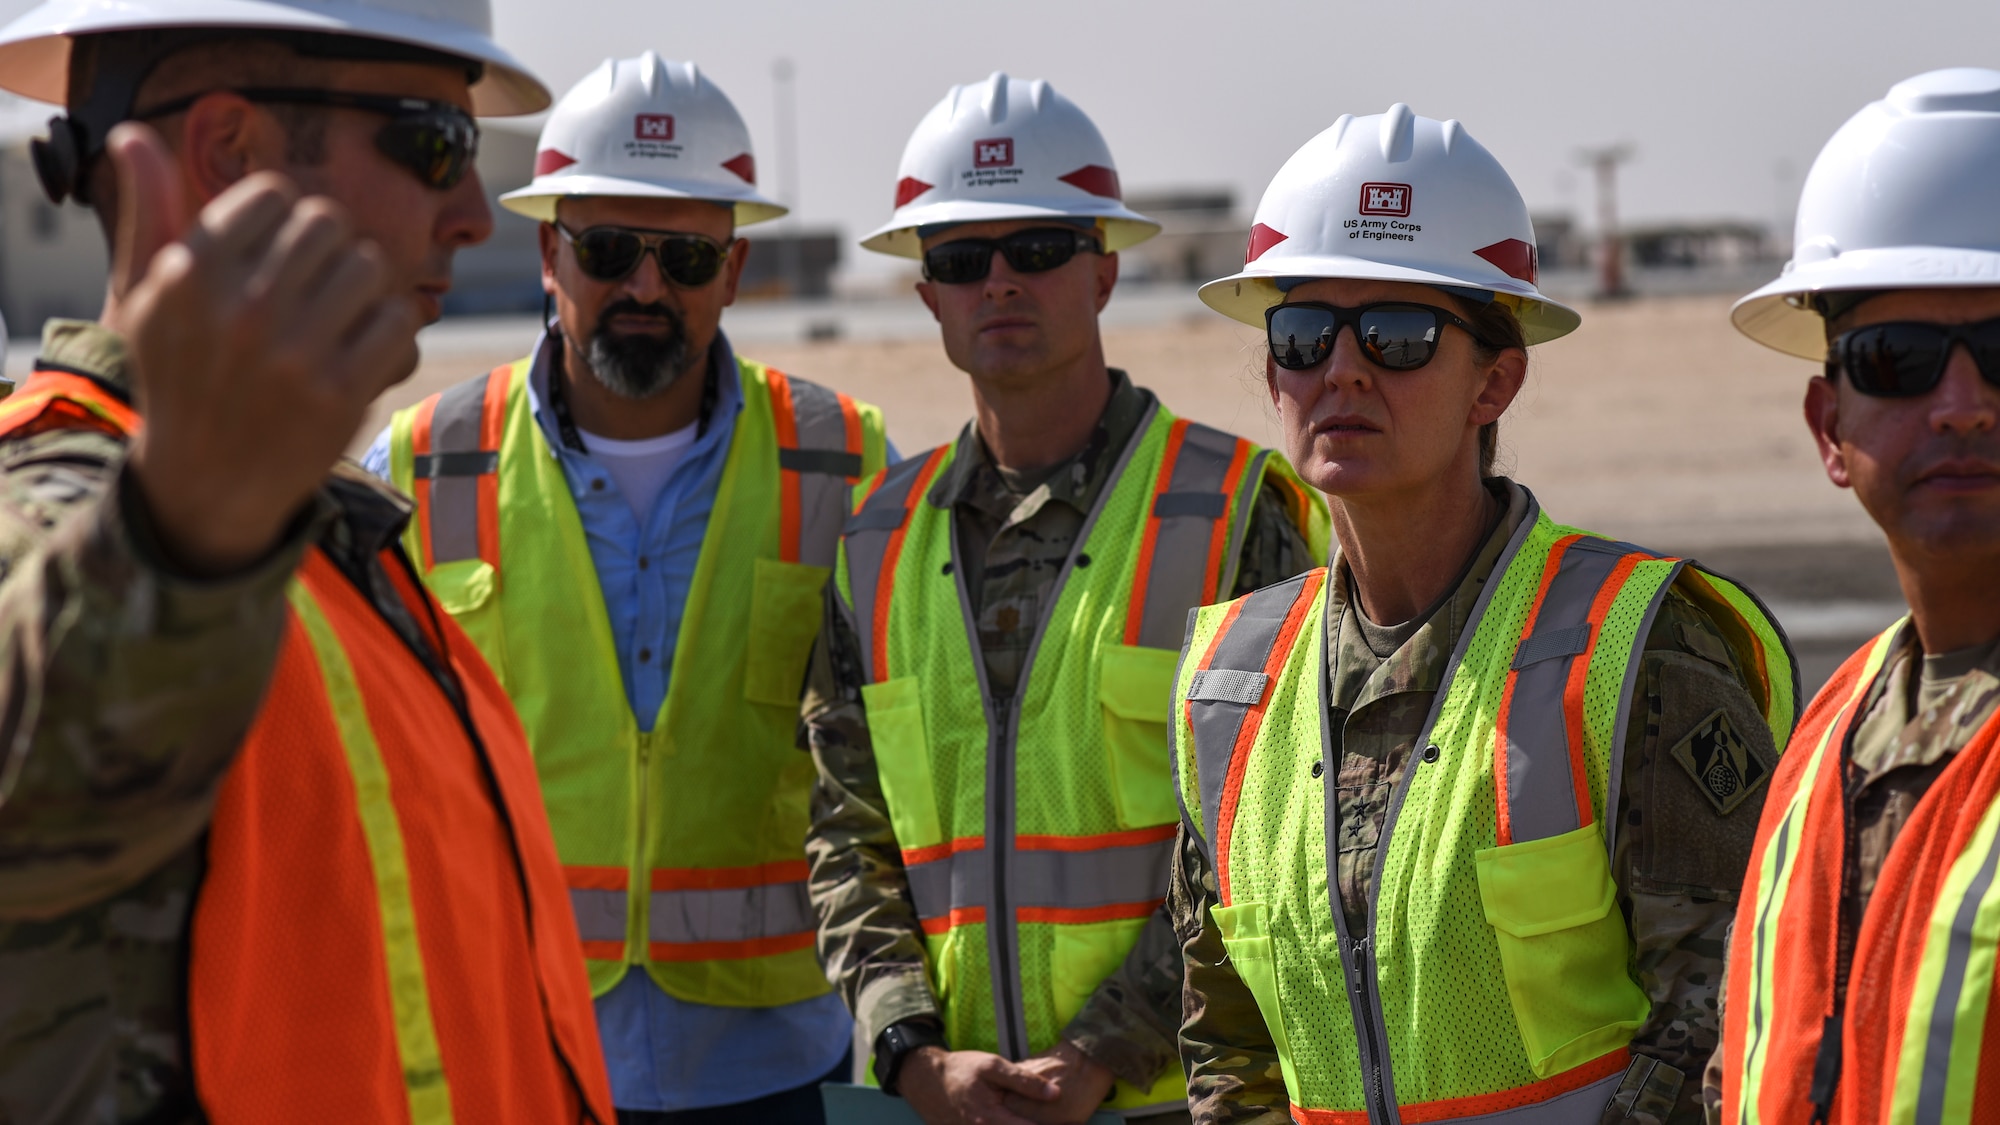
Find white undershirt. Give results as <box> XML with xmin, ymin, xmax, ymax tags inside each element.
<box><xmin>575</xmin><ymin>422</ymin><xmax>700</xmax><ymax>521</ymax></box>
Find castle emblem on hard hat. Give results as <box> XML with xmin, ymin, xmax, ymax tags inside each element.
<box><xmin>1360</xmin><ymin>183</ymin><xmax>1411</xmax><ymax>217</ymax></box>
<box><xmin>636</xmin><ymin>114</ymin><xmax>674</xmax><ymax>141</ymax></box>
<box><xmin>974</xmin><ymin>138</ymin><xmax>1014</xmax><ymax>168</ymax></box>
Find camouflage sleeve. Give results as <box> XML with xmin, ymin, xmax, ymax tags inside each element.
<box><xmin>1174</xmin><ymin>825</ymin><xmax>1291</xmax><ymax>1125</ymax></box>
<box><xmin>1603</xmin><ymin>590</ymin><xmax>1780</xmax><ymax>1125</ymax></box>
<box><xmin>1701</xmin><ymin>945</ymin><xmax>1728</xmax><ymax>1125</ymax></box>
<box><xmin>1230</xmin><ymin>478</ymin><xmax>1315</xmax><ymax>598</ymax></box>
<box><xmin>0</xmin><ymin>436</ymin><xmax>315</xmax><ymax>920</ymax></box>
<box><xmin>799</xmin><ymin>577</ymin><xmax>939</xmax><ymax>1045</ymax></box>
<box><xmin>1060</xmin><ymin>904</ymin><xmax>1180</xmax><ymax>1088</ymax></box>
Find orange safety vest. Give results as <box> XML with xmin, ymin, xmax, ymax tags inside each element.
<box><xmin>1722</xmin><ymin>623</ymin><xmax>2000</xmax><ymax>1125</ymax></box>
<box><xmin>0</xmin><ymin>369</ymin><xmax>614</xmax><ymax>1124</ymax></box>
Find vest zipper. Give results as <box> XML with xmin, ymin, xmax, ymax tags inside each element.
<box><xmin>632</xmin><ymin>728</ymin><xmax>654</xmax><ymax>968</ymax></box>
<box><xmin>1350</xmin><ymin>936</ymin><xmax>1392</xmax><ymax>1121</ymax></box>
<box><xmin>989</xmin><ymin>696</ymin><xmax>1027</xmax><ymax>1058</ymax></box>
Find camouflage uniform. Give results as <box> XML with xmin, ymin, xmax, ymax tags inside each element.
<box><xmin>0</xmin><ymin>321</ymin><xmax>473</xmax><ymax>1124</ymax></box>
<box><xmin>1173</xmin><ymin>481</ymin><xmax>1783</xmax><ymax>1125</ymax></box>
<box><xmin>799</xmin><ymin>369</ymin><xmax>1312</xmax><ymax>1095</ymax></box>
<box><xmin>1699</xmin><ymin>629</ymin><xmax>2000</xmax><ymax>1122</ymax></box>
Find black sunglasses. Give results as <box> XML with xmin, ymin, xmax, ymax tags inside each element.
<box><xmin>137</xmin><ymin>87</ymin><xmax>479</xmax><ymax>191</ymax></box>
<box><xmin>556</xmin><ymin>223</ymin><xmax>734</xmax><ymax>288</ymax></box>
<box><xmin>1266</xmin><ymin>301</ymin><xmax>1492</xmax><ymax>372</ymax></box>
<box><xmin>922</xmin><ymin>228</ymin><xmax>1101</xmax><ymax>285</ymax></box>
<box><xmin>1827</xmin><ymin>317</ymin><xmax>2000</xmax><ymax>397</ymax></box>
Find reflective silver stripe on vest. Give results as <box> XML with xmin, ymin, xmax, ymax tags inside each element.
<box><xmin>1455</xmin><ymin>1067</ymin><xmax>1627</xmax><ymax>1123</ymax></box>
<box><xmin>784</xmin><ymin>376</ymin><xmax>864</xmax><ymax>569</ymax></box>
<box><xmin>903</xmin><ymin>836</ymin><xmax>1175</xmax><ymax>922</ymax></box>
<box><xmin>1131</xmin><ymin>423</ymin><xmax>1256</xmax><ymax>650</ymax></box>
<box><xmin>840</xmin><ymin>454</ymin><xmax>936</xmax><ymax>678</ymax></box>
<box><xmin>423</xmin><ymin>373</ymin><xmax>495</xmax><ymax>566</ymax></box>
<box><xmin>1499</xmin><ymin>537</ymin><xmax>1683</xmax><ymax>848</ymax></box>
<box><xmin>570</xmin><ymin>888</ymin><xmax>626</xmax><ymax>944</ymax></box>
<box><xmin>1914</xmin><ymin>828</ymin><xmax>2000</xmax><ymax>1123</ymax></box>
<box><xmin>648</xmin><ymin>881</ymin><xmax>818</xmax><ymax>946</ymax></box>
<box><xmin>1184</xmin><ymin>571</ymin><xmax>1317</xmax><ymax>860</ymax></box>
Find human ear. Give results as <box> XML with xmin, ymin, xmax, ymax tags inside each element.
<box><xmin>1469</xmin><ymin>346</ymin><xmax>1527</xmax><ymax>426</ymax></box>
<box><xmin>1804</xmin><ymin>374</ymin><xmax>1851</xmax><ymax>489</ymax></box>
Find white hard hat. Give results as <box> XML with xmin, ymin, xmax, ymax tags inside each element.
<box><xmin>1199</xmin><ymin>104</ymin><xmax>1580</xmax><ymax>346</ymax></box>
<box><xmin>1733</xmin><ymin>68</ymin><xmax>2000</xmax><ymax>359</ymax></box>
<box><xmin>861</xmin><ymin>71</ymin><xmax>1159</xmax><ymax>259</ymax></box>
<box><xmin>500</xmin><ymin>52</ymin><xmax>785</xmax><ymax>227</ymax></box>
<box><xmin>0</xmin><ymin>0</ymin><xmax>548</xmax><ymax>116</ymax></box>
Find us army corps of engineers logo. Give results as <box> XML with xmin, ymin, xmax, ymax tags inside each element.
<box><xmin>1671</xmin><ymin>708</ymin><xmax>1773</xmax><ymax>815</ymax></box>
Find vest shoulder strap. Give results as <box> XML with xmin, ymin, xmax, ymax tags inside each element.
<box><xmin>757</xmin><ymin>362</ymin><xmax>872</xmax><ymax>569</ymax></box>
<box><xmin>1126</xmin><ymin>417</ymin><xmax>1271</xmax><ymax>650</ymax></box>
<box><xmin>1181</xmin><ymin>569</ymin><xmax>1327</xmax><ymax>879</ymax></box>
<box><xmin>407</xmin><ymin>364</ymin><xmax>511</xmax><ymax>572</ymax></box>
<box><xmin>0</xmin><ymin>369</ymin><xmax>140</xmax><ymax>442</ymax></box>
<box><xmin>842</xmin><ymin>444</ymin><xmax>952</xmax><ymax>685</ymax></box>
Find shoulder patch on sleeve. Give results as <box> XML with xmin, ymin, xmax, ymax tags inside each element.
<box><xmin>1669</xmin><ymin>708</ymin><xmax>1774</xmax><ymax>815</ymax></box>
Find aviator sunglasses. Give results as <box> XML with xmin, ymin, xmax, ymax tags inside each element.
<box><xmin>556</xmin><ymin>223</ymin><xmax>734</xmax><ymax>288</ymax></box>
<box><xmin>1827</xmin><ymin>317</ymin><xmax>2000</xmax><ymax>397</ymax></box>
<box><xmin>138</xmin><ymin>87</ymin><xmax>479</xmax><ymax>190</ymax></box>
<box><xmin>1267</xmin><ymin>301</ymin><xmax>1493</xmax><ymax>372</ymax></box>
<box><xmin>922</xmin><ymin>227</ymin><xmax>1101</xmax><ymax>284</ymax></box>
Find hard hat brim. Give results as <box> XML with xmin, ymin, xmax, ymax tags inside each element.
<box><xmin>1199</xmin><ymin>255</ymin><xmax>1583</xmax><ymax>346</ymax></box>
<box><xmin>0</xmin><ymin>0</ymin><xmax>551</xmax><ymax>115</ymax></box>
<box><xmin>500</xmin><ymin>174</ymin><xmax>788</xmax><ymax>226</ymax></box>
<box><xmin>862</xmin><ymin>199</ymin><xmax>1160</xmax><ymax>259</ymax></box>
<box><xmin>1732</xmin><ymin>246</ymin><xmax>2000</xmax><ymax>359</ymax></box>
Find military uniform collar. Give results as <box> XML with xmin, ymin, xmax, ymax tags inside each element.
<box><xmin>35</xmin><ymin>318</ymin><xmax>134</xmax><ymax>396</ymax></box>
<box><xmin>928</xmin><ymin>367</ymin><xmax>1151</xmax><ymax>519</ymax></box>
<box><xmin>1325</xmin><ymin>478</ymin><xmax>1529</xmax><ymax>707</ymax></box>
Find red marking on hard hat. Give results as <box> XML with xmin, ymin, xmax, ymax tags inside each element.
<box><xmin>722</xmin><ymin>154</ymin><xmax>756</xmax><ymax>184</ymax></box>
<box><xmin>1057</xmin><ymin>165</ymin><xmax>1121</xmax><ymax>200</ymax></box>
<box><xmin>895</xmin><ymin>177</ymin><xmax>935</xmax><ymax>208</ymax></box>
<box><xmin>1246</xmin><ymin>223</ymin><xmax>1289</xmax><ymax>262</ymax></box>
<box><xmin>534</xmin><ymin>149</ymin><xmax>577</xmax><ymax>176</ymax></box>
<box><xmin>1473</xmin><ymin>239</ymin><xmax>1539</xmax><ymax>284</ymax></box>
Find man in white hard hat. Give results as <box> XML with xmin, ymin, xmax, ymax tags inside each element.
<box><xmin>0</xmin><ymin>2</ymin><xmax>614</xmax><ymax>1122</ymax></box>
<box><xmin>1713</xmin><ymin>68</ymin><xmax>2000</xmax><ymax>1125</ymax></box>
<box><xmin>801</xmin><ymin>72</ymin><xmax>1328</xmax><ymax>1125</ymax></box>
<box><xmin>361</xmin><ymin>52</ymin><xmax>890</xmax><ymax>1125</ymax></box>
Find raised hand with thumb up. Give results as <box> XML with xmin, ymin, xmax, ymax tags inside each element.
<box><xmin>101</xmin><ymin>121</ymin><xmax>423</xmax><ymax>576</ymax></box>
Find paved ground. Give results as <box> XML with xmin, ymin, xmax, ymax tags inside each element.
<box><xmin>365</xmin><ymin>290</ymin><xmax>1905</xmax><ymax>696</ymax></box>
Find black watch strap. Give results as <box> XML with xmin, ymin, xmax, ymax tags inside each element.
<box><xmin>874</xmin><ymin>1018</ymin><xmax>947</xmax><ymax>1096</ymax></box>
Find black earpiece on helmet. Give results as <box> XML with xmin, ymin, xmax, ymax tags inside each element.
<box><xmin>30</xmin><ymin>115</ymin><xmax>89</xmax><ymax>205</ymax></box>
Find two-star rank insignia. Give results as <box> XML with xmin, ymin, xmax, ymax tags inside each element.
<box><xmin>1670</xmin><ymin>708</ymin><xmax>1772</xmax><ymax>816</ymax></box>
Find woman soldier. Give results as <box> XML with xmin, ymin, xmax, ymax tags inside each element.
<box><xmin>1168</xmin><ymin>104</ymin><xmax>1798</xmax><ymax>1125</ymax></box>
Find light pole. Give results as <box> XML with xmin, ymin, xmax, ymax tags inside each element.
<box><xmin>1576</xmin><ymin>144</ymin><xmax>1634</xmax><ymax>299</ymax></box>
<box><xmin>772</xmin><ymin>56</ymin><xmax>802</xmax><ymax>298</ymax></box>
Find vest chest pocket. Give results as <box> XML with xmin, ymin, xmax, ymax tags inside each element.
<box><xmin>1474</xmin><ymin>822</ymin><xmax>1650</xmax><ymax>1078</ymax></box>
<box><xmin>1099</xmin><ymin>644</ymin><xmax>1182</xmax><ymax>829</ymax></box>
<box><xmin>745</xmin><ymin>558</ymin><xmax>833</xmax><ymax>707</ymax></box>
<box><xmin>1210</xmin><ymin>901</ymin><xmax>1303</xmax><ymax>1097</ymax></box>
<box><xmin>423</xmin><ymin>558</ymin><xmax>507</xmax><ymax>681</ymax></box>
<box><xmin>859</xmin><ymin>676</ymin><xmax>944</xmax><ymax>849</ymax></box>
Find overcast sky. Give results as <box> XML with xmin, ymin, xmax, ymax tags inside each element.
<box><xmin>4</xmin><ymin>0</ymin><xmax>1995</xmax><ymax>281</ymax></box>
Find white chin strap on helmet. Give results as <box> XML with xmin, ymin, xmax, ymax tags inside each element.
<box><xmin>862</xmin><ymin>71</ymin><xmax>1159</xmax><ymax>259</ymax></box>
<box><xmin>1734</xmin><ymin>68</ymin><xmax>2000</xmax><ymax>359</ymax></box>
<box><xmin>501</xmin><ymin>51</ymin><xmax>786</xmax><ymax>227</ymax></box>
<box><xmin>1199</xmin><ymin>103</ymin><xmax>1579</xmax><ymax>347</ymax></box>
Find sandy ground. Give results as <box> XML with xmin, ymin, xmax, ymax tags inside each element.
<box><xmin>361</xmin><ymin>291</ymin><xmax>1904</xmax><ymax>691</ymax></box>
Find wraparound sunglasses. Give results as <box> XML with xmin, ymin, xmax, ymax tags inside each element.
<box><xmin>1267</xmin><ymin>301</ymin><xmax>1495</xmax><ymax>372</ymax></box>
<box><xmin>138</xmin><ymin>87</ymin><xmax>478</xmax><ymax>191</ymax></box>
<box><xmin>1828</xmin><ymin>317</ymin><xmax>2000</xmax><ymax>397</ymax></box>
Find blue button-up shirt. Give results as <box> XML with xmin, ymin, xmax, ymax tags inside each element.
<box><xmin>364</xmin><ymin>329</ymin><xmax>854</xmax><ymax>1111</ymax></box>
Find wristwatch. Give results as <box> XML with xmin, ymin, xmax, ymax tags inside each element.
<box><xmin>874</xmin><ymin>1017</ymin><xmax>948</xmax><ymax>1096</ymax></box>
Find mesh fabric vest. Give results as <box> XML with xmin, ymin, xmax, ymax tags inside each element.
<box><xmin>1722</xmin><ymin>622</ymin><xmax>2000</xmax><ymax>1125</ymax></box>
<box><xmin>389</xmin><ymin>352</ymin><xmax>887</xmax><ymax>1005</ymax></box>
<box><xmin>1175</xmin><ymin>498</ymin><xmax>1796</xmax><ymax>1124</ymax></box>
<box><xmin>836</xmin><ymin>400</ymin><xmax>1325</xmax><ymax>1112</ymax></box>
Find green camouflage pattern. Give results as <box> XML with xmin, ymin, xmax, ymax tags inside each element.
<box><xmin>0</xmin><ymin>320</ymin><xmax>437</xmax><ymax>1125</ymax></box>
<box><xmin>1699</xmin><ymin>629</ymin><xmax>2000</xmax><ymax>1123</ymax></box>
<box><xmin>799</xmin><ymin>370</ymin><xmax>1312</xmax><ymax>1088</ymax></box>
<box><xmin>1175</xmin><ymin>481</ymin><xmax>1780</xmax><ymax>1125</ymax></box>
